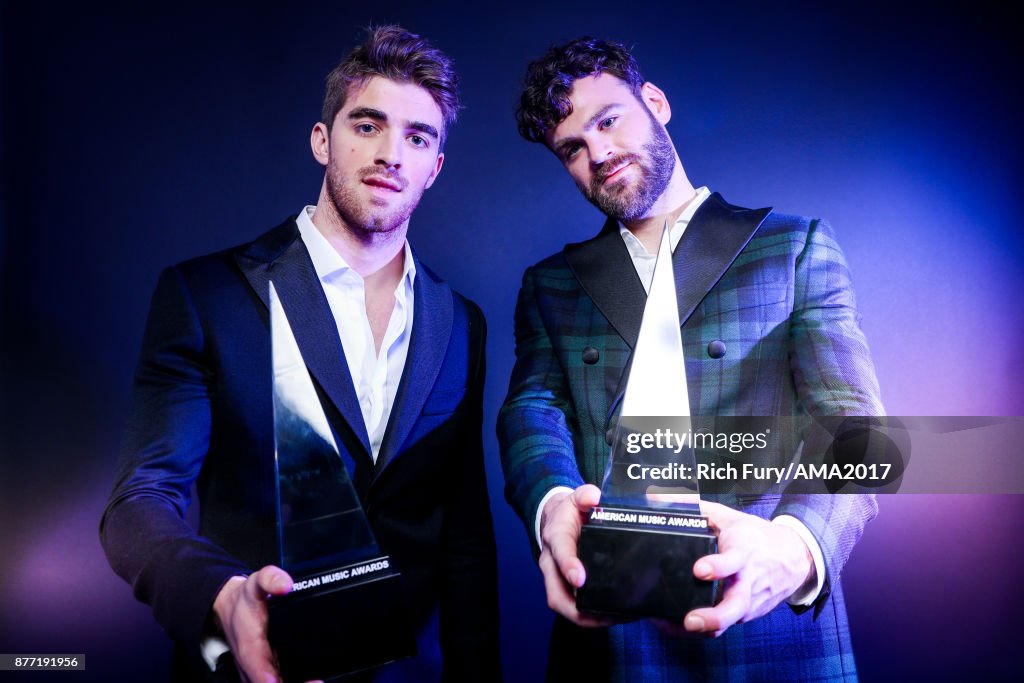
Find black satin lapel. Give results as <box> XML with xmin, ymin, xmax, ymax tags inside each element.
<box><xmin>374</xmin><ymin>260</ymin><xmax>453</xmax><ymax>477</ymax></box>
<box><xmin>564</xmin><ymin>217</ymin><xmax>647</xmax><ymax>348</ymax></box>
<box><xmin>599</xmin><ymin>194</ymin><xmax>771</xmax><ymax>421</ymax></box>
<box><xmin>236</xmin><ymin>221</ymin><xmax>373</xmax><ymax>459</ymax></box>
<box><xmin>235</xmin><ymin>219</ymin><xmax>299</xmax><ymax>310</ymax></box>
<box><xmin>673</xmin><ymin>193</ymin><xmax>772</xmax><ymax>325</ymax></box>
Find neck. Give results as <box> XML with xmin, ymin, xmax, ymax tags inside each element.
<box><xmin>311</xmin><ymin>183</ymin><xmax>407</xmax><ymax>279</ymax></box>
<box><xmin>620</xmin><ymin>160</ymin><xmax>696</xmax><ymax>248</ymax></box>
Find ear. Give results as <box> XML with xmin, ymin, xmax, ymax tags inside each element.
<box><xmin>640</xmin><ymin>82</ymin><xmax>671</xmax><ymax>125</ymax></box>
<box><xmin>310</xmin><ymin>122</ymin><xmax>331</xmax><ymax>166</ymax></box>
<box><xmin>423</xmin><ymin>151</ymin><xmax>445</xmax><ymax>190</ymax></box>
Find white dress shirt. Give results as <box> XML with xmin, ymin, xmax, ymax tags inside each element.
<box><xmin>296</xmin><ymin>205</ymin><xmax>415</xmax><ymax>463</ymax></box>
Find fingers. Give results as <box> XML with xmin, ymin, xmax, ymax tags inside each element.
<box><xmin>238</xmin><ymin>662</ymin><xmax>279</xmax><ymax>683</ymax></box>
<box><xmin>229</xmin><ymin>566</ymin><xmax>292</xmax><ymax>683</ymax></box>
<box><xmin>693</xmin><ymin>545</ymin><xmax>748</xmax><ymax>582</ymax></box>
<box><xmin>231</xmin><ymin>618</ymin><xmax>279</xmax><ymax>683</ymax></box>
<box><xmin>538</xmin><ymin>549</ymin><xmax>615</xmax><ymax>628</ymax></box>
<box><xmin>538</xmin><ymin>484</ymin><xmax>616</xmax><ymax>628</ymax></box>
<box><xmin>545</xmin><ymin>515</ymin><xmax>586</xmax><ymax>589</ymax></box>
<box><xmin>539</xmin><ymin>550</ymin><xmax>577</xmax><ymax>616</ymax></box>
<box><xmin>684</xmin><ymin>579</ymin><xmax>751</xmax><ymax>636</ymax></box>
<box><xmin>542</xmin><ymin>484</ymin><xmax>601</xmax><ymax>589</ymax></box>
<box><xmin>667</xmin><ymin>506</ymin><xmax>810</xmax><ymax>639</ymax></box>
<box><xmin>683</xmin><ymin>512</ymin><xmax>752</xmax><ymax>637</ymax></box>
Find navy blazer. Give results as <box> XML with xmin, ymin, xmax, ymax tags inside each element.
<box><xmin>101</xmin><ymin>218</ymin><xmax>499</xmax><ymax>681</ymax></box>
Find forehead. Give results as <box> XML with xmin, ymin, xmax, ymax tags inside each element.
<box><xmin>547</xmin><ymin>73</ymin><xmax>639</xmax><ymax>144</ymax></box>
<box><xmin>339</xmin><ymin>76</ymin><xmax>444</xmax><ymax>128</ymax></box>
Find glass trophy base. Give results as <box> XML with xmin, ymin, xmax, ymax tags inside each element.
<box><xmin>267</xmin><ymin>555</ymin><xmax>416</xmax><ymax>681</ymax></box>
<box><xmin>576</xmin><ymin>506</ymin><xmax>720</xmax><ymax>620</ymax></box>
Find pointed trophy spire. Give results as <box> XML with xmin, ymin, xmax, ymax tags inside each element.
<box><xmin>270</xmin><ymin>281</ymin><xmax>378</xmax><ymax>574</ymax></box>
<box><xmin>621</xmin><ymin>224</ymin><xmax>690</xmax><ymax>418</ymax></box>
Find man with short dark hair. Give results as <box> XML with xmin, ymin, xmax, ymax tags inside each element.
<box><xmin>101</xmin><ymin>26</ymin><xmax>499</xmax><ymax>682</ymax></box>
<box><xmin>500</xmin><ymin>37</ymin><xmax>882</xmax><ymax>681</ymax></box>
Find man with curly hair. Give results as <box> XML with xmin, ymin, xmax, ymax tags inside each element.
<box><xmin>500</xmin><ymin>37</ymin><xmax>882</xmax><ymax>681</ymax></box>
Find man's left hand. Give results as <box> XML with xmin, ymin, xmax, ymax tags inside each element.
<box><xmin>678</xmin><ymin>501</ymin><xmax>814</xmax><ymax>637</ymax></box>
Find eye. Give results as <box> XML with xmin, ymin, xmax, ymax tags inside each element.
<box><xmin>355</xmin><ymin>122</ymin><xmax>378</xmax><ymax>135</ymax></box>
<box><xmin>408</xmin><ymin>134</ymin><xmax>428</xmax><ymax>148</ymax></box>
<box><xmin>599</xmin><ymin>116</ymin><xmax>617</xmax><ymax>130</ymax></box>
<box><xmin>563</xmin><ymin>143</ymin><xmax>582</xmax><ymax>161</ymax></box>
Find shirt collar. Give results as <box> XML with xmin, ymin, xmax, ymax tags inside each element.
<box><xmin>618</xmin><ymin>186</ymin><xmax>712</xmax><ymax>257</ymax></box>
<box><xmin>296</xmin><ymin>205</ymin><xmax>416</xmax><ymax>286</ymax></box>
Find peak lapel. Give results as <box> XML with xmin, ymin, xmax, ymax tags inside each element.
<box><xmin>600</xmin><ymin>194</ymin><xmax>772</xmax><ymax>424</ymax></box>
<box><xmin>235</xmin><ymin>219</ymin><xmax>373</xmax><ymax>460</ymax></box>
<box><xmin>374</xmin><ymin>258</ymin><xmax>453</xmax><ymax>478</ymax></box>
<box><xmin>673</xmin><ymin>192</ymin><xmax>772</xmax><ymax>325</ymax></box>
<box><xmin>564</xmin><ymin>217</ymin><xmax>648</xmax><ymax>348</ymax></box>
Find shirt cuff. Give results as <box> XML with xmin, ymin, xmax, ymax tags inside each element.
<box><xmin>200</xmin><ymin>636</ymin><xmax>230</xmax><ymax>671</ymax></box>
<box><xmin>535</xmin><ymin>486</ymin><xmax>575</xmax><ymax>548</ymax></box>
<box><xmin>773</xmin><ymin>514</ymin><xmax>825</xmax><ymax>606</ymax></box>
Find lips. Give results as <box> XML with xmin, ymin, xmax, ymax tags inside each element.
<box><xmin>595</xmin><ymin>154</ymin><xmax>640</xmax><ymax>187</ymax></box>
<box><xmin>600</xmin><ymin>161</ymin><xmax>632</xmax><ymax>185</ymax></box>
<box><xmin>362</xmin><ymin>176</ymin><xmax>403</xmax><ymax>192</ymax></box>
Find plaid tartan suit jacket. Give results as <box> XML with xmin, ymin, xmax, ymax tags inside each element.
<box><xmin>498</xmin><ymin>192</ymin><xmax>883</xmax><ymax>682</ymax></box>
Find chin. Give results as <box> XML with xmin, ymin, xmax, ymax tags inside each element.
<box><xmin>361</xmin><ymin>214</ymin><xmax>407</xmax><ymax>234</ymax></box>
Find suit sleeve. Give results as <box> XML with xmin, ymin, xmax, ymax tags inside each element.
<box><xmin>771</xmin><ymin>218</ymin><xmax>883</xmax><ymax>612</ymax></box>
<box><xmin>99</xmin><ymin>266</ymin><xmax>249</xmax><ymax>651</ymax></box>
<box><xmin>498</xmin><ymin>266</ymin><xmax>585</xmax><ymax>552</ymax></box>
<box><xmin>439</xmin><ymin>299</ymin><xmax>501</xmax><ymax>680</ymax></box>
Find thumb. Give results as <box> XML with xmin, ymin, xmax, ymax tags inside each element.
<box><xmin>252</xmin><ymin>565</ymin><xmax>294</xmax><ymax>597</ymax></box>
<box><xmin>699</xmin><ymin>500</ymin><xmax>741</xmax><ymax>531</ymax></box>
<box><xmin>571</xmin><ymin>484</ymin><xmax>602</xmax><ymax>512</ymax></box>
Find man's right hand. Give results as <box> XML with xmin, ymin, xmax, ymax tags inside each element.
<box><xmin>537</xmin><ymin>484</ymin><xmax>616</xmax><ymax>628</ymax></box>
<box><xmin>212</xmin><ymin>565</ymin><xmax>293</xmax><ymax>683</ymax></box>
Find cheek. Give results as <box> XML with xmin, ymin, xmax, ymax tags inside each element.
<box><xmin>411</xmin><ymin>157</ymin><xmax>440</xmax><ymax>185</ymax></box>
<box><xmin>566</xmin><ymin>161</ymin><xmax>591</xmax><ymax>187</ymax></box>
<box><xmin>334</xmin><ymin>147</ymin><xmax>365</xmax><ymax>173</ymax></box>
<box><xmin>329</xmin><ymin>131</ymin><xmax>362</xmax><ymax>159</ymax></box>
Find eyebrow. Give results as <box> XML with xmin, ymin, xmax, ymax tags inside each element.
<box><xmin>553</xmin><ymin>103</ymin><xmax>622</xmax><ymax>155</ymax></box>
<box><xmin>408</xmin><ymin>121</ymin><xmax>439</xmax><ymax>140</ymax></box>
<box><xmin>347</xmin><ymin>106</ymin><xmax>387</xmax><ymax>123</ymax></box>
<box><xmin>347</xmin><ymin>107</ymin><xmax>439</xmax><ymax>140</ymax></box>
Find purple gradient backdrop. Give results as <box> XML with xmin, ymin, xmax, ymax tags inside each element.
<box><xmin>2</xmin><ymin>1</ymin><xmax>1021</xmax><ymax>681</ymax></box>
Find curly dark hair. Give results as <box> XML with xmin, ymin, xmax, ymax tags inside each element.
<box><xmin>516</xmin><ymin>37</ymin><xmax>644</xmax><ymax>144</ymax></box>
<box><xmin>322</xmin><ymin>25</ymin><xmax>460</xmax><ymax>145</ymax></box>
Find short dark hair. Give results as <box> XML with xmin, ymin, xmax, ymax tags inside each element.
<box><xmin>516</xmin><ymin>37</ymin><xmax>645</xmax><ymax>144</ymax></box>
<box><xmin>321</xmin><ymin>25</ymin><xmax>460</xmax><ymax>145</ymax></box>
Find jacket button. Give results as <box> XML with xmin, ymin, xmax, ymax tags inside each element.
<box><xmin>707</xmin><ymin>340</ymin><xmax>727</xmax><ymax>359</ymax></box>
<box><xmin>582</xmin><ymin>346</ymin><xmax>600</xmax><ymax>364</ymax></box>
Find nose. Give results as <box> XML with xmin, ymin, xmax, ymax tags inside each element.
<box><xmin>375</xmin><ymin>130</ymin><xmax>403</xmax><ymax>169</ymax></box>
<box><xmin>589</xmin><ymin>136</ymin><xmax>617</xmax><ymax>170</ymax></box>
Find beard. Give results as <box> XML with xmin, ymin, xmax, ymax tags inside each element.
<box><xmin>579</xmin><ymin>113</ymin><xmax>676</xmax><ymax>222</ymax></box>
<box><xmin>325</xmin><ymin>162</ymin><xmax>424</xmax><ymax>237</ymax></box>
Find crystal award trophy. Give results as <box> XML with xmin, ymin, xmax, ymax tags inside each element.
<box><xmin>265</xmin><ymin>282</ymin><xmax>415</xmax><ymax>681</ymax></box>
<box><xmin>575</xmin><ymin>227</ymin><xmax>720</xmax><ymax>620</ymax></box>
